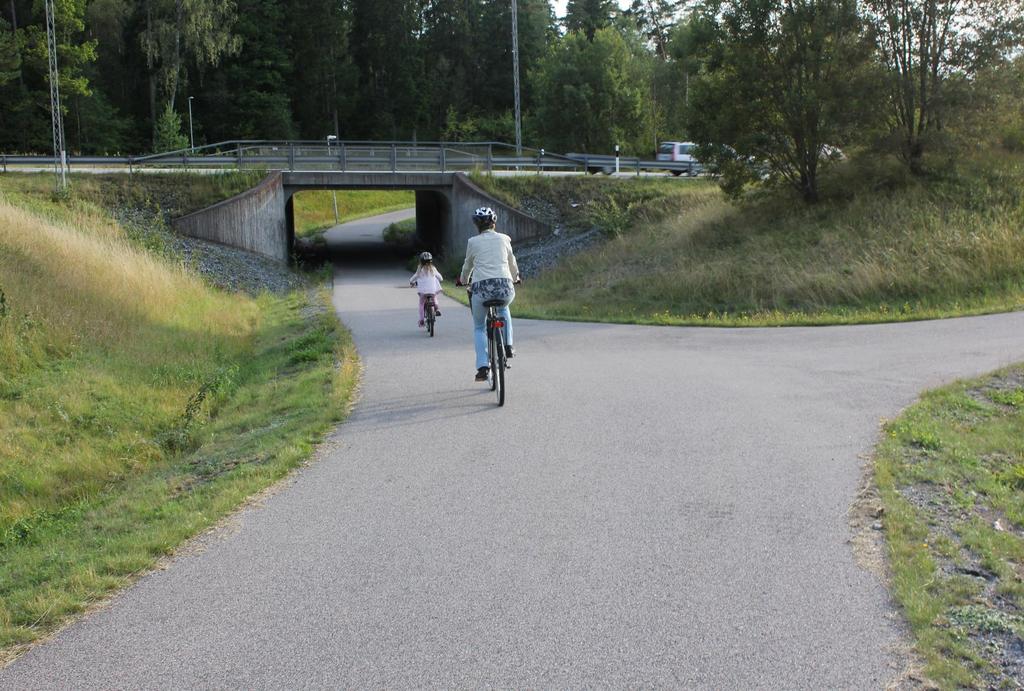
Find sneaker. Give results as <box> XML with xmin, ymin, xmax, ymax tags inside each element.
<box><xmin>505</xmin><ymin>345</ymin><xmax>515</xmax><ymax>359</ymax></box>
<box><xmin>475</xmin><ymin>367</ymin><xmax>489</xmax><ymax>381</ymax></box>
<box><xmin>435</xmin><ymin>310</ymin><xmax>441</xmax><ymax>317</ymax></box>
<box><xmin>418</xmin><ymin>320</ymin><xmax>425</xmax><ymax>327</ymax></box>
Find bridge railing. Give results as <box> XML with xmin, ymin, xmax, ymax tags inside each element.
<box><xmin>1</xmin><ymin>140</ymin><xmax>702</xmax><ymax>175</ymax></box>
<box><xmin>125</xmin><ymin>140</ymin><xmax>588</xmax><ymax>174</ymax></box>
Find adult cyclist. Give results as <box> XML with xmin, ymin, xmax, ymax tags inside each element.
<box><xmin>455</xmin><ymin>207</ymin><xmax>520</xmax><ymax>382</ymax></box>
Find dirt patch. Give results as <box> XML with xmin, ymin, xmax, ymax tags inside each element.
<box><xmin>850</xmin><ymin>452</ymin><xmax>930</xmax><ymax>689</ymax></box>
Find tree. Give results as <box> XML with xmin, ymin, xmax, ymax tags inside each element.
<box><xmin>421</xmin><ymin>0</ymin><xmax>476</xmax><ymax>136</ymax></box>
<box><xmin>626</xmin><ymin>0</ymin><xmax>683</xmax><ymax>58</ymax></box>
<box><xmin>349</xmin><ymin>0</ymin><xmax>423</xmax><ymax>138</ymax></box>
<box><xmin>153</xmin><ymin>100</ymin><xmax>188</xmax><ymax>151</ymax></box>
<box><xmin>565</xmin><ymin>0</ymin><xmax>616</xmax><ymax>40</ymax></box>
<box><xmin>198</xmin><ymin>0</ymin><xmax>296</xmax><ymax>141</ymax></box>
<box><xmin>864</xmin><ymin>0</ymin><xmax>1024</xmax><ymax>172</ymax></box>
<box><xmin>687</xmin><ymin>0</ymin><xmax>880</xmax><ymax>202</ymax></box>
<box><xmin>0</xmin><ymin>18</ymin><xmax>19</xmax><ymax>86</ymax></box>
<box><xmin>0</xmin><ymin>0</ymin><xmax>97</xmax><ymax>152</ymax></box>
<box><xmin>531</xmin><ymin>28</ymin><xmax>649</xmax><ymax>153</ymax></box>
<box><xmin>140</xmin><ymin>0</ymin><xmax>240</xmax><ymax>139</ymax></box>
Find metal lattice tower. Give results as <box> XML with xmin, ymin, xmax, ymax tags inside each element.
<box><xmin>44</xmin><ymin>0</ymin><xmax>67</xmax><ymax>191</ymax></box>
<box><xmin>511</xmin><ymin>0</ymin><xmax>522</xmax><ymax>156</ymax></box>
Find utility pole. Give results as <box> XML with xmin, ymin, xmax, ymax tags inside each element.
<box><xmin>44</xmin><ymin>0</ymin><xmax>67</xmax><ymax>192</ymax></box>
<box><xmin>511</xmin><ymin>0</ymin><xmax>522</xmax><ymax>155</ymax></box>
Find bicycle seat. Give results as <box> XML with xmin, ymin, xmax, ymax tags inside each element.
<box><xmin>483</xmin><ymin>299</ymin><xmax>507</xmax><ymax>307</ymax></box>
<box><xmin>421</xmin><ymin>293</ymin><xmax>436</xmax><ymax>298</ymax></box>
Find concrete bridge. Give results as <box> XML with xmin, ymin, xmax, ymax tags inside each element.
<box><xmin>171</xmin><ymin>170</ymin><xmax>552</xmax><ymax>262</ymax></box>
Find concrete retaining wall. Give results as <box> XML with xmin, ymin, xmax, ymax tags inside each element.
<box><xmin>448</xmin><ymin>173</ymin><xmax>550</xmax><ymax>251</ymax></box>
<box><xmin>172</xmin><ymin>171</ymin><xmax>289</xmax><ymax>262</ymax></box>
<box><xmin>172</xmin><ymin>170</ymin><xmax>552</xmax><ymax>264</ymax></box>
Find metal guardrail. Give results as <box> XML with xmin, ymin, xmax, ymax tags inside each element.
<box><xmin>0</xmin><ymin>140</ymin><xmax>705</xmax><ymax>176</ymax></box>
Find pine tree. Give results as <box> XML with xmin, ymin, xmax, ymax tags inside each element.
<box><xmin>565</xmin><ymin>0</ymin><xmax>615</xmax><ymax>40</ymax></box>
<box><xmin>198</xmin><ymin>0</ymin><xmax>296</xmax><ymax>141</ymax></box>
<box><xmin>153</xmin><ymin>101</ymin><xmax>189</xmax><ymax>152</ymax></box>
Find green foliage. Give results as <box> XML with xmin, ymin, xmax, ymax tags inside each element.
<box><xmin>485</xmin><ymin>150</ymin><xmax>1024</xmax><ymax>326</ymax></box>
<box><xmin>864</xmin><ymin>0</ymin><xmax>1024</xmax><ymax>171</ymax></box>
<box><xmin>531</xmin><ymin>28</ymin><xmax>650</xmax><ymax>154</ymax></box>
<box><xmin>686</xmin><ymin>0</ymin><xmax>881</xmax><ymax>203</ymax></box>
<box><xmin>291</xmin><ymin>190</ymin><xmax>415</xmax><ymax>237</ymax></box>
<box><xmin>0</xmin><ymin>180</ymin><xmax>358</xmax><ymax>657</ymax></box>
<box><xmin>140</xmin><ymin>0</ymin><xmax>241</xmax><ymax>117</ymax></box>
<box><xmin>0</xmin><ymin>18</ymin><xmax>20</xmax><ymax>87</ymax></box>
<box><xmin>875</xmin><ymin>366</ymin><xmax>1024</xmax><ymax>687</ymax></box>
<box><xmin>565</xmin><ymin>0</ymin><xmax>616</xmax><ymax>40</ymax></box>
<box><xmin>0</xmin><ymin>0</ymin><xmax>1018</xmax><ymax>163</ymax></box>
<box><xmin>382</xmin><ymin>217</ymin><xmax>417</xmax><ymax>248</ymax></box>
<box><xmin>153</xmin><ymin>102</ymin><xmax>189</xmax><ymax>153</ymax></box>
<box><xmin>0</xmin><ymin>0</ymin><xmax>98</xmax><ymax>152</ymax></box>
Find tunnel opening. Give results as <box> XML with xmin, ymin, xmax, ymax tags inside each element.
<box><xmin>414</xmin><ymin>190</ymin><xmax>448</xmax><ymax>258</ymax></box>
<box><xmin>286</xmin><ymin>187</ymin><xmax>439</xmax><ymax>268</ymax></box>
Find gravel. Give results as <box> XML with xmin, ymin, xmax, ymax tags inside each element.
<box><xmin>111</xmin><ymin>205</ymin><xmax>307</xmax><ymax>296</ymax></box>
<box><xmin>514</xmin><ymin>227</ymin><xmax>604</xmax><ymax>278</ymax></box>
<box><xmin>512</xmin><ymin>195</ymin><xmax>608</xmax><ymax>278</ymax></box>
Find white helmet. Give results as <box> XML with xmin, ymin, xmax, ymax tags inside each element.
<box><xmin>472</xmin><ymin>207</ymin><xmax>497</xmax><ymax>227</ymax></box>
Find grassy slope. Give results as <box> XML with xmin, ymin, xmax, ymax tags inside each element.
<box><xmin>0</xmin><ymin>177</ymin><xmax>357</xmax><ymax>659</ymax></box>
<box><xmin>0</xmin><ymin>171</ymin><xmax>266</xmax><ymax>218</ymax></box>
<box><xmin>481</xmin><ymin>153</ymin><xmax>1024</xmax><ymax>326</ymax></box>
<box><xmin>875</xmin><ymin>367</ymin><xmax>1024</xmax><ymax>688</ymax></box>
<box><xmin>292</xmin><ymin>189</ymin><xmax>415</xmax><ymax>237</ymax></box>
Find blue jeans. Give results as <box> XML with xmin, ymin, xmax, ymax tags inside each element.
<box><xmin>470</xmin><ymin>293</ymin><xmax>514</xmax><ymax>369</ymax></box>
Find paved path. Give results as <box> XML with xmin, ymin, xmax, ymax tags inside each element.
<box><xmin>4</xmin><ymin>213</ymin><xmax>1024</xmax><ymax>688</ymax></box>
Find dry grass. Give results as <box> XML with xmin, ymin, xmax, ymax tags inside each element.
<box><xmin>0</xmin><ymin>196</ymin><xmax>254</xmax><ymax>537</ymax></box>
<box><xmin>0</xmin><ymin>185</ymin><xmax>358</xmax><ymax>655</ymax></box>
<box><xmin>511</xmin><ymin>153</ymin><xmax>1024</xmax><ymax>325</ymax></box>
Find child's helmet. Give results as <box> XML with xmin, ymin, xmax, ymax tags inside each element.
<box><xmin>472</xmin><ymin>207</ymin><xmax>497</xmax><ymax>227</ymax></box>
<box><xmin>419</xmin><ymin>251</ymin><xmax>433</xmax><ymax>262</ymax></box>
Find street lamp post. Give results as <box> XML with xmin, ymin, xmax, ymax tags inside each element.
<box><xmin>187</xmin><ymin>96</ymin><xmax>195</xmax><ymax>152</ymax></box>
<box><xmin>326</xmin><ymin>135</ymin><xmax>339</xmax><ymax>225</ymax></box>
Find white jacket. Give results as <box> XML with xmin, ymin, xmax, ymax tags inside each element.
<box><xmin>459</xmin><ymin>230</ymin><xmax>520</xmax><ymax>284</ymax></box>
<box><xmin>410</xmin><ymin>266</ymin><xmax>443</xmax><ymax>294</ymax></box>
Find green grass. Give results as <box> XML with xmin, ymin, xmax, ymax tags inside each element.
<box><xmin>0</xmin><ymin>170</ymin><xmax>266</xmax><ymax>220</ymax></box>
<box><xmin>0</xmin><ymin>177</ymin><xmax>358</xmax><ymax>661</ymax></box>
<box><xmin>383</xmin><ymin>217</ymin><xmax>417</xmax><ymax>248</ymax></box>
<box><xmin>292</xmin><ymin>189</ymin><xmax>415</xmax><ymax>237</ymax></box>
<box><xmin>475</xmin><ymin>152</ymin><xmax>1024</xmax><ymax>326</ymax></box>
<box><xmin>875</xmin><ymin>366</ymin><xmax>1024</xmax><ymax>688</ymax></box>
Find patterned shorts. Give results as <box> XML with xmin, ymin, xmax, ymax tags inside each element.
<box><xmin>470</xmin><ymin>277</ymin><xmax>515</xmax><ymax>304</ymax></box>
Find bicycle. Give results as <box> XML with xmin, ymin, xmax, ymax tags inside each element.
<box><xmin>423</xmin><ymin>293</ymin><xmax>438</xmax><ymax>337</ymax></box>
<box><xmin>410</xmin><ymin>280</ymin><xmax>439</xmax><ymax>337</ymax></box>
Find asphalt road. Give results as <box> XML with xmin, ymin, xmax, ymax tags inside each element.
<box><xmin>4</xmin><ymin>213</ymin><xmax>1024</xmax><ymax>688</ymax></box>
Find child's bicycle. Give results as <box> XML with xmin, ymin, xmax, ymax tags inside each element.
<box><xmin>410</xmin><ymin>280</ymin><xmax>440</xmax><ymax>337</ymax></box>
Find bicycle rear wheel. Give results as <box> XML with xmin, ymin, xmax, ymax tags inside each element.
<box><xmin>426</xmin><ymin>303</ymin><xmax>435</xmax><ymax>337</ymax></box>
<box><xmin>487</xmin><ymin>324</ymin><xmax>497</xmax><ymax>392</ymax></box>
<box><xmin>492</xmin><ymin>325</ymin><xmax>506</xmax><ymax>406</ymax></box>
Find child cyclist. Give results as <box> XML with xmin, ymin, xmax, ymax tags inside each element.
<box><xmin>409</xmin><ymin>251</ymin><xmax>443</xmax><ymax>328</ymax></box>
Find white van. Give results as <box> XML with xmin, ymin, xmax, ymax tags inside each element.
<box><xmin>657</xmin><ymin>141</ymin><xmax>702</xmax><ymax>176</ymax></box>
